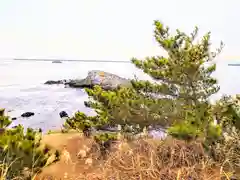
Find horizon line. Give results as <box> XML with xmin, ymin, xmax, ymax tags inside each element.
<box><xmin>13</xmin><ymin>58</ymin><xmax>131</xmax><ymax>63</ymax></box>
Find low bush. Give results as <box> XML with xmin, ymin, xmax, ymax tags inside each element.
<box><xmin>0</xmin><ymin>109</ymin><xmax>60</xmax><ymax>179</ymax></box>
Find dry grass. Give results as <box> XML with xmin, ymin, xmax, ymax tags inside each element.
<box><xmin>215</xmin><ymin>129</ymin><xmax>240</xmax><ymax>172</ymax></box>
<box><xmin>38</xmin><ymin>135</ymin><xmax>239</xmax><ymax>179</ymax></box>
<box><xmin>100</xmin><ymin>138</ymin><xmax>235</xmax><ymax>180</ymax></box>
<box><xmin>2</xmin><ymin>132</ymin><xmax>238</xmax><ymax>180</ymax></box>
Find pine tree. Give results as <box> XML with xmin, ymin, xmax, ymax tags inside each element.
<box><xmin>131</xmin><ymin>20</ymin><xmax>224</xmax><ymax>140</ymax></box>
<box><xmin>65</xmin><ymin>20</ymin><xmax>224</xmax><ymax>140</ymax></box>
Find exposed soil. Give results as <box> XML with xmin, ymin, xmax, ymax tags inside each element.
<box><xmin>36</xmin><ymin>132</ymin><xmax>103</xmax><ymax>180</ymax></box>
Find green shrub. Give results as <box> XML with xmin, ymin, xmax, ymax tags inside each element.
<box><xmin>0</xmin><ymin>108</ymin><xmax>11</xmax><ymax>128</ymax></box>
<box><xmin>212</xmin><ymin>95</ymin><xmax>240</xmax><ymax>131</ymax></box>
<box><xmin>0</xmin><ymin>109</ymin><xmax>59</xmax><ymax>179</ymax></box>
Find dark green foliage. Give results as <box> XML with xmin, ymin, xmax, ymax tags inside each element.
<box><xmin>167</xmin><ymin>102</ymin><xmax>222</xmax><ymax>142</ymax></box>
<box><xmin>94</xmin><ymin>133</ymin><xmax>117</xmax><ymax>143</ymax></box>
<box><xmin>84</xmin><ymin>86</ymin><xmax>155</xmax><ymax>128</ymax></box>
<box><xmin>0</xmin><ymin>109</ymin><xmax>58</xmax><ymax>179</ymax></box>
<box><xmin>64</xmin><ymin>111</ymin><xmax>98</xmax><ymax>133</ymax></box>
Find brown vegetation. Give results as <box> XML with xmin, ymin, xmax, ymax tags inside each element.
<box><xmin>35</xmin><ymin>133</ymin><xmax>238</xmax><ymax>180</ymax></box>
<box><xmin>102</xmin><ymin>138</ymin><xmax>230</xmax><ymax>180</ymax></box>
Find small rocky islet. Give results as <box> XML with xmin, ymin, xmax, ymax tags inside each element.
<box><xmin>44</xmin><ymin>70</ymin><xmax>132</xmax><ymax>90</ymax></box>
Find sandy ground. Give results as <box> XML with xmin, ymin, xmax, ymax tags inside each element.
<box><xmin>36</xmin><ymin>132</ymin><xmax>103</xmax><ymax>180</ymax></box>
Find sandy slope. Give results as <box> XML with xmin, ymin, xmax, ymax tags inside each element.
<box><xmin>37</xmin><ymin>132</ymin><xmax>102</xmax><ymax>180</ymax></box>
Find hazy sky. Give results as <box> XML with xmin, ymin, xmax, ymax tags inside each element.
<box><xmin>0</xmin><ymin>0</ymin><xmax>238</xmax><ymax>60</ymax></box>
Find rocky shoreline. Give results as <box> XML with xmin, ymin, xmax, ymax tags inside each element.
<box><xmin>7</xmin><ymin>70</ymin><xmax>132</xmax><ymax>131</ymax></box>
<box><xmin>5</xmin><ymin>70</ymin><xmax>166</xmax><ymax>138</ymax></box>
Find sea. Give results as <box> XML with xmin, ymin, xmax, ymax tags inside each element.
<box><xmin>0</xmin><ymin>60</ymin><xmax>239</xmax><ymax>133</ymax></box>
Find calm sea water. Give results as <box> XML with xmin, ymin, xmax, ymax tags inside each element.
<box><xmin>0</xmin><ymin>60</ymin><xmax>239</xmax><ymax>132</ymax></box>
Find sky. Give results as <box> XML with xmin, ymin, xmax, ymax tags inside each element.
<box><xmin>0</xmin><ymin>0</ymin><xmax>238</xmax><ymax>61</ymax></box>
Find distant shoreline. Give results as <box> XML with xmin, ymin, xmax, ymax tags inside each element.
<box><xmin>228</xmin><ymin>64</ymin><xmax>240</xmax><ymax>66</ymax></box>
<box><xmin>14</xmin><ymin>58</ymin><xmax>131</xmax><ymax>63</ymax></box>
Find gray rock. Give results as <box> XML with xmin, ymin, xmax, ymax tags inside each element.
<box><xmin>44</xmin><ymin>80</ymin><xmax>68</xmax><ymax>85</ymax></box>
<box><xmin>96</xmin><ymin>125</ymin><xmax>119</xmax><ymax>132</ymax></box>
<box><xmin>44</xmin><ymin>70</ymin><xmax>132</xmax><ymax>90</ymax></box>
<box><xmin>67</xmin><ymin>70</ymin><xmax>132</xmax><ymax>90</ymax></box>
<box><xmin>52</xmin><ymin>60</ymin><xmax>62</xmax><ymax>63</ymax></box>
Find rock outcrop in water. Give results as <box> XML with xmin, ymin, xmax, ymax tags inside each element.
<box><xmin>44</xmin><ymin>80</ymin><xmax>68</xmax><ymax>85</ymax></box>
<box><xmin>45</xmin><ymin>70</ymin><xmax>132</xmax><ymax>90</ymax></box>
<box><xmin>59</xmin><ymin>111</ymin><xmax>69</xmax><ymax>118</ymax></box>
<box><xmin>52</xmin><ymin>60</ymin><xmax>62</xmax><ymax>63</ymax></box>
<box><xmin>21</xmin><ymin>112</ymin><xmax>35</xmax><ymax>118</ymax></box>
<box><xmin>67</xmin><ymin>70</ymin><xmax>132</xmax><ymax>90</ymax></box>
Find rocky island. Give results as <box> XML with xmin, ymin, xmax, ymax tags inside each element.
<box><xmin>45</xmin><ymin>70</ymin><xmax>132</xmax><ymax>90</ymax></box>
<box><xmin>52</xmin><ymin>60</ymin><xmax>62</xmax><ymax>63</ymax></box>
